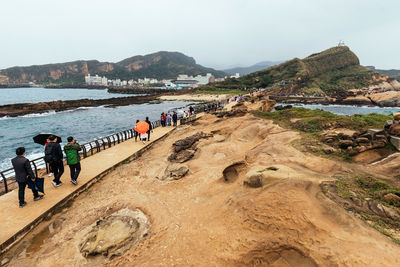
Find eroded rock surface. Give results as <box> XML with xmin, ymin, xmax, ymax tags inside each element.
<box><xmin>79</xmin><ymin>208</ymin><xmax>150</xmax><ymax>258</ymax></box>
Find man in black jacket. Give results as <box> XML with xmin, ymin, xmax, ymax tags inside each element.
<box><xmin>145</xmin><ymin>117</ymin><xmax>153</xmax><ymax>141</ymax></box>
<box><xmin>172</xmin><ymin>112</ymin><xmax>178</xmax><ymax>126</ymax></box>
<box><xmin>45</xmin><ymin>135</ymin><xmax>64</xmax><ymax>187</ymax></box>
<box><xmin>11</xmin><ymin>147</ymin><xmax>43</xmax><ymax>207</ymax></box>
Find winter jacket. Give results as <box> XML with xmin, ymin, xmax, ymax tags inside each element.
<box><xmin>11</xmin><ymin>155</ymin><xmax>35</xmax><ymax>183</ymax></box>
<box><xmin>45</xmin><ymin>142</ymin><xmax>63</xmax><ymax>163</ymax></box>
<box><xmin>64</xmin><ymin>142</ymin><xmax>82</xmax><ymax>165</ymax></box>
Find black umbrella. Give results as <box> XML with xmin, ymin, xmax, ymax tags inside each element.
<box><xmin>33</xmin><ymin>134</ymin><xmax>62</xmax><ymax>146</ymax></box>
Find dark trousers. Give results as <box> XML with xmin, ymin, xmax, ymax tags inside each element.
<box><xmin>50</xmin><ymin>161</ymin><xmax>64</xmax><ymax>184</ymax></box>
<box><xmin>134</xmin><ymin>131</ymin><xmax>139</xmax><ymax>141</ymax></box>
<box><xmin>173</xmin><ymin>120</ymin><xmax>177</xmax><ymax>126</ymax></box>
<box><xmin>69</xmin><ymin>163</ymin><xmax>81</xmax><ymax>181</ymax></box>
<box><xmin>18</xmin><ymin>181</ymin><xmax>38</xmax><ymax>204</ymax></box>
<box><xmin>147</xmin><ymin>130</ymin><xmax>151</xmax><ymax>141</ymax></box>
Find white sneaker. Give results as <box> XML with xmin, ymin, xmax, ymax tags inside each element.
<box><xmin>48</xmin><ymin>173</ymin><xmax>53</xmax><ymax>177</ymax></box>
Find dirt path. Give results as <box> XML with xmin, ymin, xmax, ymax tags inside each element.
<box><xmin>7</xmin><ymin>114</ymin><xmax>400</xmax><ymax>266</ymax></box>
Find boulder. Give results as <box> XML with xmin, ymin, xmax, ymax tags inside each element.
<box><xmin>389</xmin><ymin>124</ymin><xmax>400</xmax><ymax>136</ymax></box>
<box><xmin>213</xmin><ymin>134</ymin><xmax>226</xmax><ymax>142</ymax></box>
<box><xmin>172</xmin><ymin>132</ymin><xmax>212</xmax><ymax>153</ymax></box>
<box><xmin>394</xmin><ymin>113</ymin><xmax>400</xmax><ymax>121</ymax></box>
<box><xmin>168</xmin><ymin>149</ymin><xmax>196</xmax><ymax>163</ymax></box>
<box><xmin>163</xmin><ymin>165</ymin><xmax>189</xmax><ymax>180</ymax></box>
<box><xmin>383</xmin><ymin>193</ymin><xmax>400</xmax><ymax>203</ymax></box>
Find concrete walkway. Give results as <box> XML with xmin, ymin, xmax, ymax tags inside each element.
<box><xmin>0</xmin><ymin>123</ymin><xmax>181</xmax><ymax>253</ymax></box>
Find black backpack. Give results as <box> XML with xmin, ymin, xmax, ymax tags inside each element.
<box><xmin>44</xmin><ymin>144</ymin><xmax>54</xmax><ymax>163</ymax></box>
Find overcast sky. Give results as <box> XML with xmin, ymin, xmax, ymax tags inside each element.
<box><xmin>0</xmin><ymin>0</ymin><xmax>399</xmax><ymax>70</ymax></box>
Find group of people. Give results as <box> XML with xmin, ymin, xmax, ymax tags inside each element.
<box><xmin>160</xmin><ymin>112</ymin><xmax>179</xmax><ymax>127</ymax></box>
<box><xmin>12</xmin><ymin>135</ymin><xmax>82</xmax><ymax>207</ymax></box>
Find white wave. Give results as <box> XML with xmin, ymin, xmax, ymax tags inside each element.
<box><xmin>20</xmin><ymin>110</ymin><xmax>57</xmax><ymax>118</ymax></box>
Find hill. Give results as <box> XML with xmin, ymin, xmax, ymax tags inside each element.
<box><xmin>0</xmin><ymin>51</ymin><xmax>226</xmax><ymax>86</ymax></box>
<box><xmin>366</xmin><ymin>66</ymin><xmax>400</xmax><ymax>82</ymax></box>
<box><xmin>202</xmin><ymin>46</ymin><xmax>390</xmax><ymax>96</ymax></box>
<box><xmin>223</xmin><ymin>60</ymin><xmax>283</xmax><ymax>76</ymax></box>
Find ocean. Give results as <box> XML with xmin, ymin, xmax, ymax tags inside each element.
<box><xmin>0</xmin><ymin>87</ymin><xmax>137</xmax><ymax>106</ymax></box>
<box><xmin>0</xmin><ymin>88</ymin><xmax>193</xmax><ymax>170</ymax></box>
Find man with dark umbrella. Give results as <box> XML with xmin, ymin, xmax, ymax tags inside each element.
<box><xmin>11</xmin><ymin>147</ymin><xmax>44</xmax><ymax>207</ymax></box>
<box><xmin>45</xmin><ymin>135</ymin><xmax>64</xmax><ymax>187</ymax></box>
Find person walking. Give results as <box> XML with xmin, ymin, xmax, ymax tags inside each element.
<box><xmin>11</xmin><ymin>147</ymin><xmax>43</xmax><ymax>207</ymax></box>
<box><xmin>166</xmin><ymin>113</ymin><xmax>172</xmax><ymax>126</ymax></box>
<box><xmin>161</xmin><ymin>113</ymin><xmax>166</xmax><ymax>127</ymax></box>
<box><xmin>64</xmin><ymin>136</ymin><xmax>82</xmax><ymax>185</ymax></box>
<box><xmin>45</xmin><ymin>135</ymin><xmax>64</xmax><ymax>187</ymax></box>
<box><xmin>44</xmin><ymin>138</ymin><xmax>53</xmax><ymax>177</ymax></box>
<box><xmin>134</xmin><ymin>119</ymin><xmax>140</xmax><ymax>142</ymax></box>
<box><xmin>189</xmin><ymin>106</ymin><xmax>194</xmax><ymax>115</ymax></box>
<box><xmin>145</xmin><ymin>117</ymin><xmax>153</xmax><ymax>141</ymax></box>
<box><xmin>172</xmin><ymin>112</ymin><xmax>178</xmax><ymax>126</ymax></box>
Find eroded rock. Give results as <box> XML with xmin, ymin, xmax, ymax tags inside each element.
<box><xmin>162</xmin><ymin>164</ymin><xmax>189</xmax><ymax>180</ymax></box>
<box><xmin>80</xmin><ymin>208</ymin><xmax>150</xmax><ymax>258</ymax></box>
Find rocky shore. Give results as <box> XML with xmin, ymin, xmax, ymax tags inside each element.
<box><xmin>0</xmin><ymin>95</ymin><xmax>159</xmax><ymax>118</ymax></box>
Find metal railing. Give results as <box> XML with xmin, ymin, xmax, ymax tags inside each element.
<box><xmin>0</xmin><ymin>101</ymin><xmax>226</xmax><ymax>195</ymax></box>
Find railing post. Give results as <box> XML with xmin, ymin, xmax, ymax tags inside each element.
<box><xmin>116</xmin><ymin>134</ymin><xmax>120</xmax><ymax>144</ymax></box>
<box><xmin>82</xmin><ymin>145</ymin><xmax>87</xmax><ymax>158</ymax></box>
<box><xmin>1</xmin><ymin>172</ymin><xmax>8</xmax><ymax>193</ymax></box>
<box><xmin>106</xmin><ymin>136</ymin><xmax>112</xmax><ymax>147</ymax></box>
<box><xmin>89</xmin><ymin>143</ymin><xmax>94</xmax><ymax>155</ymax></box>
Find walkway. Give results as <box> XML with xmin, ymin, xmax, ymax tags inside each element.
<box><xmin>0</xmin><ymin>123</ymin><xmax>181</xmax><ymax>253</ymax></box>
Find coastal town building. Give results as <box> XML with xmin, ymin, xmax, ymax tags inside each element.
<box><xmin>85</xmin><ymin>74</ymin><xmax>108</xmax><ymax>86</ymax></box>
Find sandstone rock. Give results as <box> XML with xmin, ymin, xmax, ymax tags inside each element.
<box><xmin>80</xmin><ymin>208</ymin><xmax>150</xmax><ymax>258</ymax></box>
<box><xmin>323</xmin><ymin>147</ymin><xmax>335</xmax><ymax>154</ymax></box>
<box><xmin>168</xmin><ymin>149</ymin><xmax>195</xmax><ymax>163</ymax></box>
<box><xmin>339</xmin><ymin>140</ymin><xmax>353</xmax><ymax>149</ymax></box>
<box><xmin>394</xmin><ymin>112</ymin><xmax>400</xmax><ymax>121</ymax></box>
<box><xmin>383</xmin><ymin>193</ymin><xmax>400</xmax><ymax>203</ymax></box>
<box><xmin>389</xmin><ymin>124</ymin><xmax>400</xmax><ymax>136</ymax></box>
<box><xmin>356</xmin><ymin>146</ymin><xmax>367</xmax><ymax>153</ymax></box>
<box><xmin>244</xmin><ymin>174</ymin><xmax>263</xmax><ymax>188</ymax></box>
<box><xmin>213</xmin><ymin>134</ymin><xmax>225</xmax><ymax>142</ymax></box>
<box><xmin>356</xmin><ymin>137</ymin><xmax>370</xmax><ymax>144</ymax></box>
<box><xmin>163</xmin><ymin>165</ymin><xmax>189</xmax><ymax>180</ymax></box>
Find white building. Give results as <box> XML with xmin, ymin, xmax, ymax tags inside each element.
<box><xmin>230</xmin><ymin>73</ymin><xmax>240</xmax><ymax>79</ymax></box>
<box><xmin>176</xmin><ymin>73</ymin><xmax>215</xmax><ymax>85</ymax></box>
<box><xmin>85</xmin><ymin>74</ymin><xmax>108</xmax><ymax>86</ymax></box>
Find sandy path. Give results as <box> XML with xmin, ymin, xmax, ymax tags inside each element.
<box><xmin>7</xmin><ymin>114</ymin><xmax>400</xmax><ymax>266</ymax></box>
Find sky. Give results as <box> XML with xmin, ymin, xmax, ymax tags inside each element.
<box><xmin>0</xmin><ymin>0</ymin><xmax>399</xmax><ymax>70</ymax></box>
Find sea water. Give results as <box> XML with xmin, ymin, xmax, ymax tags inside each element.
<box><xmin>0</xmin><ymin>87</ymin><xmax>137</xmax><ymax>105</ymax></box>
<box><xmin>293</xmin><ymin>103</ymin><xmax>400</xmax><ymax>116</ymax></box>
<box><xmin>0</xmin><ymin>98</ymin><xmax>193</xmax><ymax>170</ymax></box>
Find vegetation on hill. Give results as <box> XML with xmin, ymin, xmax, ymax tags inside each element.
<box><xmin>0</xmin><ymin>52</ymin><xmax>226</xmax><ymax>85</ymax></box>
<box><xmin>367</xmin><ymin>66</ymin><xmax>400</xmax><ymax>82</ymax></box>
<box><xmin>202</xmin><ymin>46</ymin><xmax>383</xmax><ymax>96</ymax></box>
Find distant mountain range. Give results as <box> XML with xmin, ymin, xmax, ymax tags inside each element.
<box><xmin>366</xmin><ymin>66</ymin><xmax>400</xmax><ymax>81</ymax></box>
<box><xmin>223</xmin><ymin>60</ymin><xmax>283</xmax><ymax>76</ymax></box>
<box><xmin>0</xmin><ymin>52</ymin><xmax>226</xmax><ymax>85</ymax></box>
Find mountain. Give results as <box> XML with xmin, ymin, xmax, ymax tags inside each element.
<box><xmin>223</xmin><ymin>60</ymin><xmax>283</xmax><ymax>76</ymax></box>
<box><xmin>0</xmin><ymin>51</ymin><xmax>226</xmax><ymax>85</ymax></box>
<box><xmin>366</xmin><ymin>66</ymin><xmax>400</xmax><ymax>82</ymax></box>
<box><xmin>202</xmin><ymin>46</ymin><xmax>395</xmax><ymax>96</ymax></box>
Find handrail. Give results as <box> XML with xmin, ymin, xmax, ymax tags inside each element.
<box><xmin>0</xmin><ymin>101</ymin><xmax>226</xmax><ymax>195</ymax></box>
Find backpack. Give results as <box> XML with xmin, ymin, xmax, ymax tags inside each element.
<box><xmin>44</xmin><ymin>144</ymin><xmax>54</xmax><ymax>163</ymax></box>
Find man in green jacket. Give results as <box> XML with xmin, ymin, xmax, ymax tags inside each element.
<box><xmin>64</xmin><ymin>136</ymin><xmax>82</xmax><ymax>185</ymax></box>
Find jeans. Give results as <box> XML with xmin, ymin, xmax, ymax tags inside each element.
<box><xmin>50</xmin><ymin>160</ymin><xmax>64</xmax><ymax>184</ymax></box>
<box><xmin>18</xmin><ymin>181</ymin><xmax>38</xmax><ymax>204</ymax></box>
<box><xmin>147</xmin><ymin>130</ymin><xmax>151</xmax><ymax>141</ymax></box>
<box><xmin>69</xmin><ymin>163</ymin><xmax>81</xmax><ymax>181</ymax></box>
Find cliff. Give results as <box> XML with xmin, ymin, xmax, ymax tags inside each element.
<box><xmin>0</xmin><ymin>52</ymin><xmax>226</xmax><ymax>85</ymax></box>
<box><xmin>202</xmin><ymin>46</ymin><xmax>388</xmax><ymax>96</ymax></box>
